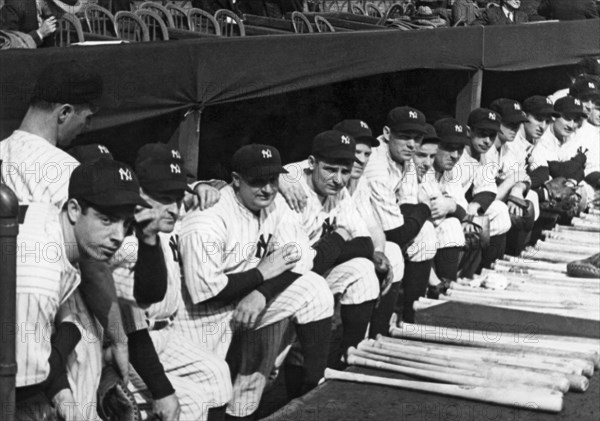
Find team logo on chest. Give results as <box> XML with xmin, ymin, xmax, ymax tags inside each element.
<box><xmin>169</xmin><ymin>234</ymin><xmax>180</xmax><ymax>262</ymax></box>
<box><xmin>255</xmin><ymin>233</ymin><xmax>273</xmax><ymax>258</ymax></box>
<box><xmin>321</xmin><ymin>216</ymin><xmax>337</xmax><ymax>237</ymax></box>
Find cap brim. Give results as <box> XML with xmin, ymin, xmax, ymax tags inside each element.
<box><xmin>141</xmin><ymin>179</ymin><xmax>188</xmax><ymax>195</ymax></box>
<box><xmin>503</xmin><ymin>115</ymin><xmax>529</xmax><ymax>124</ymax></box>
<box><xmin>389</xmin><ymin>123</ymin><xmax>428</xmax><ymax>135</ymax></box>
<box><xmin>355</xmin><ymin>135</ymin><xmax>380</xmax><ymax>147</ymax></box>
<box><xmin>87</xmin><ymin>192</ymin><xmax>151</xmax><ymax>208</ymax></box>
<box><xmin>242</xmin><ymin>164</ymin><xmax>288</xmax><ymax>178</ymax></box>
<box><xmin>440</xmin><ymin>136</ymin><xmax>469</xmax><ymax>145</ymax></box>
<box><xmin>315</xmin><ymin>150</ymin><xmax>359</xmax><ymax>164</ymax></box>
<box><xmin>559</xmin><ymin>109</ymin><xmax>587</xmax><ymax>118</ymax></box>
<box><xmin>471</xmin><ymin>122</ymin><xmax>500</xmax><ymax>131</ymax></box>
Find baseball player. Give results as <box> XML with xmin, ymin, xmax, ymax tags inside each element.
<box><xmin>458</xmin><ymin>108</ymin><xmax>512</xmax><ymax>273</ymax></box>
<box><xmin>177</xmin><ymin>144</ymin><xmax>334</xmax><ymax>419</ymax></box>
<box><xmin>570</xmin><ymin>76</ymin><xmax>600</xmax><ymax>191</ymax></box>
<box><xmin>488</xmin><ymin>98</ymin><xmax>540</xmax><ymax>255</ymax></box>
<box><xmin>519</xmin><ymin>95</ymin><xmax>557</xmax><ymax>147</ymax></box>
<box><xmin>111</xmin><ymin>150</ymin><xmax>233</xmax><ymax>421</ymax></box>
<box><xmin>412</xmin><ymin>120</ymin><xmax>467</xmax><ymax>294</ymax></box>
<box><xmin>11</xmin><ymin>159</ymin><xmax>147</xmax><ymax>420</ymax></box>
<box><xmin>278</xmin><ymin>121</ymin><xmax>404</xmax><ymax>339</ymax></box>
<box><xmin>362</xmin><ymin>106</ymin><xmax>438</xmax><ymax>323</ymax></box>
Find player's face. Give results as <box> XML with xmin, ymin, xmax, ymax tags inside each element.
<box><xmin>498</xmin><ymin>122</ymin><xmax>521</xmax><ymax>144</ymax></box>
<box><xmin>57</xmin><ymin>104</ymin><xmax>95</xmax><ymax>147</ymax></box>
<box><xmin>584</xmin><ymin>101</ymin><xmax>600</xmax><ymax>126</ymax></box>
<box><xmin>387</xmin><ymin>130</ymin><xmax>423</xmax><ymax>164</ymax></box>
<box><xmin>413</xmin><ymin>142</ymin><xmax>438</xmax><ymax>181</ymax></box>
<box><xmin>352</xmin><ymin>143</ymin><xmax>372</xmax><ymax>179</ymax></box>
<box><xmin>523</xmin><ymin>113</ymin><xmax>550</xmax><ymax>141</ymax></box>
<box><xmin>310</xmin><ymin>158</ymin><xmax>352</xmax><ymax>196</ymax></box>
<box><xmin>554</xmin><ymin>114</ymin><xmax>582</xmax><ymax>140</ymax></box>
<box><xmin>470</xmin><ymin>128</ymin><xmax>496</xmax><ymax>154</ymax></box>
<box><xmin>505</xmin><ymin>0</ymin><xmax>520</xmax><ymax>9</ymax></box>
<box><xmin>435</xmin><ymin>143</ymin><xmax>464</xmax><ymax>172</ymax></box>
<box><xmin>139</xmin><ymin>190</ymin><xmax>182</xmax><ymax>234</ymax></box>
<box><xmin>69</xmin><ymin>200</ymin><xmax>134</xmax><ymax>261</ymax></box>
<box><xmin>233</xmin><ymin>173</ymin><xmax>279</xmax><ymax>211</ymax></box>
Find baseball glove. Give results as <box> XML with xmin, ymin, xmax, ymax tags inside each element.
<box><xmin>540</xmin><ymin>177</ymin><xmax>581</xmax><ymax>218</ymax></box>
<box><xmin>462</xmin><ymin>214</ymin><xmax>490</xmax><ymax>250</ymax></box>
<box><xmin>567</xmin><ymin>253</ymin><xmax>600</xmax><ymax>278</ymax></box>
<box><xmin>507</xmin><ymin>195</ymin><xmax>535</xmax><ymax>231</ymax></box>
<box><xmin>97</xmin><ymin>366</ymin><xmax>140</xmax><ymax>421</ymax></box>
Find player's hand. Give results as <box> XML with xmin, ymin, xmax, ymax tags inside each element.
<box><xmin>193</xmin><ymin>183</ymin><xmax>221</xmax><ymax>211</ymax></box>
<box><xmin>372</xmin><ymin>251</ymin><xmax>394</xmax><ymax>296</ymax></box>
<box><xmin>134</xmin><ymin>204</ymin><xmax>160</xmax><ymax>245</ymax></box>
<box><xmin>152</xmin><ymin>393</ymin><xmax>181</xmax><ymax>421</ymax></box>
<box><xmin>52</xmin><ymin>388</ymin><xmax>85</xmax><ymax>421</ymax></box>
<box><xmin>104</xmin><ymin>342</ymin><xmax>130</xmax><ymax>385</ymax></box>
<box><xmin>279</xmin><ymin>173</ymin><xmax>307</xmax><ymax>213</ymax></box>
<box><xmin>507</xmin><ymin>200</ymin><xmax>523</xmax><ymax>217</ymax></box>
<box><xmin>234</xmin><ymin>290</ymin><xmax>267</xmax><ymax>328</ymax></box>
<box><xmin>417</xmin><ymin>189</ymin><xmax>432</xmax><ymax>208</ymax></box>
<box><xmin>430</xmin><ymin>196</ymin><xmax>456</xmax><ymax>219</ymax></box>
<box><xmin>462</xmin><ymin>221</ymin><xmax>477</xmax><ymax>234</ymax></box>
<box><xmin>256</xmin><ymin>247</ymin><xmax>300</xmax><ymax>280</ymax></box>
<box><xmin>39</xmin><ymin>16</ymin><xmax>57</xmax><ymax>38</ymax></box>
<box><xmin>466</xmin><ymin>202</ymin><xmax>481</xmax><ymax>216</ymax></box>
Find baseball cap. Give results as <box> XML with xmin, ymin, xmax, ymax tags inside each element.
<box><xmin>468</xmin><ymin>108</ymin><xmax>501</xmax><ymax>131</ymax></box>
<box><xmin>569</xmin><ymin>75</ymin><xmax>600</xmax><ymax>100</ymax></box>
<box><xmin>386</xmin><ymin>106</ymin><xmax>427</xmax><ymax>135</ymax></box>
<box><xmin>135</xmin><ymin>143</ymin><xmax>194</xmax><ymax>177</ymax></box>
<box><xmin>32</xmin><ymin>60</ymin><xmax>104</xmax><ymax>108</ymax></box>
<box><xmin>554</xmin><ymin>96</ymin><xmax>587</xmax><ymax>118</ymax></box>
<box><xmin>69</xmin><ymin>159</ymin><xmax>150</xmax><ymax>208</ymax></box>
<box><xmin>332</xmin><ymin>120</ymin><xmax>380</xmax><ymax>147</ymax></box>
<box><xmin>231</xmin><ymin>144</ymin><xmax>287</xmax><ymax>178</ymax></box>
<box><xmin>135</xmin><ymin>158</ymin><xmax>189</xmax><ymax>196</ymax></box>
<box><xmin>489</xmin><ymin>99</ymin><xmax>528</xmax><ymax>124</ymax></box>
<box><xmin>67</xmin><ymin>143</ymin><xmax>113</xmax><ymax>163</ymax></box>
<box><xmin>422</xmin><ymin>124</ymin><xmax>440</xmax><ymax>143</ymax></box>
<box><xmin>433</xmin><ymin>118</ymin><xmax>469</xmax><ymax>145</ymax></box>
<box><xmin>311</xmin><ymin>130</ymin><xmax>358</xmax><ymax>163</ymax></box>
<box><xmin>522</xmin><ymin>96</ymin><xmax>558</xmax><ymax>118</ymax></box>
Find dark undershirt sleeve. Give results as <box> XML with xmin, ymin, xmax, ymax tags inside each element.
<box><xmin>529</xmin><ymin>166</ymin><xmax>550</xmax><ymax>189</ymax></box>
<box><xmin>385</xmin><ymin>204</ymin><xmax>431</xmax><ymax>248</ymax></box>
<box><xmin>471</xmin><ymin>192</ymin><xmax>496</xmax><ymax>213</ymax></box>
<box><xmin>44</xmin><ymin>322</ymin><xmax>81</xmax><ymax>400</ymax></box>
<box><xmin>585</xmin><ymin>171</ymin><xmax>600</xmax><ymax>189</ymax></box>
<box><xmin>311</xmin><ymin>232</ymin><xmax>345</xmax><ymax>275</ymax></box>
<box><xmin>128</xmin><ymin>329</ymin><xmax>175</xmax><ymax>400</ymax></box>
<box><xmin>134</xmin><ymin>238</ymin><xmax>168</xmax><ymax>305</ymax></box>
<box><xmin>335</xmin><ymin>237</ymin><xmax>375</xmax><ymax>265</ymax></box>
<box><xmin>449</xmin><ymin>204</ymin><xmax>467</xmax><ymax>222</ymax></box>
<box><xmin>256</xmin><ymin>272</ymin><xmax>302</xmax><ymax>302</ymax></box>
<box><xmin>203</xmin><ymin>269</ymin><xmax>264</xmax><ymax>305</ymax></box>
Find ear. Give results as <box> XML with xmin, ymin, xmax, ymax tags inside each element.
<box><xmin>307</xmin><ymin>155</ymin><xmax>317</xmax><ymax>171</ymax></box>
<box><xmin>66</xmin><ymin>198</ymin><xmax>81</xmax><ymax>225</ymax></box>
<box><xmin>382</xmin><ymin>126</ymin><xmax>391</xmax><ymax>141</ymax></box>
<box><xmin>57</xmin><ymin>104</ymin><xmax>75</xmax><ymax>124</ymax></box>
<box><xmin>231</xmin><ymin>172</ymin><xmax>241</xmax><ymax>188</ymax></box>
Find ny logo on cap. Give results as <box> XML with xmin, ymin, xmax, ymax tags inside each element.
<box><xmin>514</xmin><ymin>104</ymin><xmax>521</xmax><ymax>110</ymax></box>
<box><xmin>119</xmin><ymin>168</ymin><xmax>133</xmax><ymax>181</ymax></box>
<box><xmin>170</xmin><ymin>163</ymin><xmax>181</xmax><ymax>174</ymax></box>
<box><xmin>98</xmin><ymin>145</ymin><xmax>109</xmax><ymax>154</ymax></box>
<box><xmin>360</xmin><ymin>121</ymin><xmax>369</xmax><ymax>129</ymax></box>
<box><xmin>489</xmin><ymin>112</ymin><xmax>496</xmax><ymax>120</ymax></box>
<box><xmin>546</xmin><ymin>98</ymin><xmax>552</xmax><ymax>105</ymax></box>
<box><xmin>589</xmin><ymin>82</ymin><xmax>596</xmax><ymax>89</ymax></box>
<box><xmin>408</xmin><ymin>111</ymin><xmax>418</xmax><ymax>119</ymax></box>
<box><xmin>341</xmin><ymin>135</ymin><xmax>351</xmax><ymax>144</ymax></box>
<box><xmin>575</xmin><ymin>99</ymin><xmax>581</xmax><ymax>106</ymax></box>
<box><xmin>171</xmin><ymin>150</ymin><xmax>181</xmax><ymax>159</ymax></box>
<box><xmin>454</xmin><ymin>125</ymin><xmax>463</xmax><ymax>133</ymax></box>
<box><xmin>262</xmin><ymin>149</ymin><xmax>272</xmax><ymax>159</ymax></box>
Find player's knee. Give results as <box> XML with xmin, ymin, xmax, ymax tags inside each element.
<box><xmin>384</xmin><ymin>242</ymin><xmax>405</xmax><ymax>283</ymax></box>
<box><xmin>487</xmin><ymin>200</ymin><xmax>512</xmax><ymax>236</ymax></box>
<box><xmin>297</xmin><ymin>272</ymin><xmax>334</xmax><ymax>318</ymax></box>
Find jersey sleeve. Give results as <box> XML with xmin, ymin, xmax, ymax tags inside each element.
<box><xmin>528</xmin><ymin>141</ymin><xmax>551</xmax><ymax>171</ymax></box>
<box><xmin>336</xmin><ymin>191</ymin><xmax>371</xmax><ymax>238</ymax></box>
<box><xmin>273</xmin><ymin>197</ymin><xmax>314</xmax><ymax>274</ymax></box>
<box><xmin>366</xmin><ymin>176</ymin><xmax>404</xmax><ymax>231</ymax></box>
<box><xmin>179</xmin><ymin>211</ymin><xmax>230</xmax><ymax>305</ymax></box>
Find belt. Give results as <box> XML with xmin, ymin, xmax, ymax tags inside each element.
<box><xmin>146</xmin><ymin>311</ymin><xmax>177</xmax><ymax>331</ymax></box>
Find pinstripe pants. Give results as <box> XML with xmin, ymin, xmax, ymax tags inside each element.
<box><xmin>325</xmin><ymin>257</ymin><xmax>380</xmax><ymax>304</ymax></box>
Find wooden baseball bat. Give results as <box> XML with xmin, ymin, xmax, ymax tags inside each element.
<box><xmin>377</xmin><ymin>336</ymin><xmax>595</xmax><ymax>377</ymax></box>
<box><xmin>539</xmin><ymin>238</ymin><xmax>600</xmax><ymax>254</ymax></box>
<box><xmin>357</xmin><ymin>343</ymin><xmax>588</xmax><ymax>392</ymax></box>
<box><xmin>495</xmin><ymin>258</ymin><xmax>566</xmax><ymax>273</ymax></box>
<box><xmin>348</xmin><ymin>347</ymin><xmax>571</xmax><ymax>392</ymax></box>
<box><xmin>323</xmin><ymin>369</ymin><xmax>564</xmax><ymax>413</ymax></box>
<box><xmin>447</xmin><ymin>285</ymin><xmax>598</xmax><ymax>304</ymax></box>
<box><xmin>388</xmin><ymin>327</ymin><xmax>598</xmax><ymax>372</ymax></box>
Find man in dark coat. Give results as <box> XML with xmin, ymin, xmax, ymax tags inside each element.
<box><xmin>471</xmin><ymin>0</ymin><xmax>529</xmax><ymax>25</ymax></box>
<box><xmin>538</xmin><ymin>0</ymin><xmax>599</xmax><ymax>20</ymax></box>
<box><xmin>0</xmin><ymin>0</ymin><xmax>81</xmax><ymax>47</ymax></box>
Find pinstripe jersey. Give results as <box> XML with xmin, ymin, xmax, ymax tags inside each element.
<box><xmin>289</xmin><ymin>168</ymin><xmax>370</xmax><ymax>245</ymax></box>
<box><xmin>456</xmin><ymin>148</ymin><xmax>498</xmax><ymax>197</ymax></box>
<box><xmin>179</xmin><ymin>186</ymin><xmax>313</xmax><ymax>306</ymax></box>
<box><xmin>528</xmin><ymin>125</ymin><xmax>584</xmax><ymax>170</ymax></box>
<box><xmin>0</xmin><ymin>131</ymin><xmax>79</xmax><ymax>208</ymax></box>
<box><xmin>574</xmin><ymin>120</ymin><xmax>600</xmax><ymax>176</ymax></box>
<box><xmin>362</xmin><ymin>141</ymin><xmax>420</xmax><ymax>231</ymax></box>
<box><xmin>487</xmin><ymin>139</ymin><xmax>531</xmax><ymax>185</ymax></box>
<box><xmin>15</xmin><ymin>203</ymin><xmax>80</xmax><ymax>387</ymax></box>
<box><xmin>420</xmin><ymin>168</ymin><xmax>469</xmax><ymax>211</ymax></box>
<box><xmin>112</xmin><ymin>224</ymin><xmax>183</xmax><ymax>331</ymax></box>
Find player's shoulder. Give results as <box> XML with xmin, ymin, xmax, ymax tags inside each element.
<box><xmin>180</xmin><ymin>187</ymin><xmax>233</xmax><ymax>236</ymax></box>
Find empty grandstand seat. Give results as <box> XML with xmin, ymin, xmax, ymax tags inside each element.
<box><xmin>115</xmin><ymin>10</ymin><xmax>150</xmax><ymax>41</ymax></box>
<box><xmin>166</xmin><ymin>3</ymin><xmax>191</xmax><ymax>28</ymax></box>
<box><xmin>140</xmin><ymin>1</ymin><xmax>176</xmax><ymax>27</ymax></box>
<box><xmin>56</xmin><ymin>13</ymin><xmax>85</xmax><ymax>46</ymax></box>
<box><xmin>365</xmin><ymin>2</ymin><xmax>382</xmax><ymax>16</ymax></box>
<box><xmin>84</xmin><ymin>4</ymin><xmax>118</xmax><ymax>36</ymax></box>
<box><xmin>214</xmin><ymin>9</ymin><xmax>246</xmax><ymax>36</ymax></box>
<box><xmin>188</xmin><ymin>7</ymin><xmax>221</xmax><ymax>35</ymax></box>
<box><xmin>291</xmin><ymin>11</ymin><xmax>313</xmax><ymax>32</ymax></box>
<box><xmin>135</xmin><ymin>9</ymin><xmax>170</xmax><ymax>40</ymax></box>
<box><xmin>314</xmin><ymin>15</ymin><xmax>335</xmax><ymax>31</ymax></box>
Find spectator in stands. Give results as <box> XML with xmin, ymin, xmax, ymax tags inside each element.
<box><xmin>519</xmin><ymin>0</ymin><xmax>545</xmax><ymax>20</ymax></box>
<box><xmin>0</xmin><ymin>0</ymin><xmax>81</xmax><ymax>47</ymax></box>
<box><xmin>471</xmin><ymin>0</ymin><xmax>529</xmax><ymax>25</ymax></box>
<box><xmin>538</xmin><ymin>0</ymin><xmax>599</xmax><ymax>20</ymax></box>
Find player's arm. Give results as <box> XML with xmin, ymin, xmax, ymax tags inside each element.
<box><xmin>43</xmin><ymin>322</ymin><xmax>81</xmax><ymax>400</ymax></box>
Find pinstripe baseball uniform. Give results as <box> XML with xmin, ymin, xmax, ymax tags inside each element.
<box><xmin>112</xmin><ymin>224</ymin><xmax>233</xmax><ymax>420</ymax></box>
<box><xmin>0</xmin><ymin>130</ymin><xmax>79</xmax><ymax>208</ymax></box>
<box><xmin>457</xmin><ymin>149</ymin><xmax>511</xmax><ymax>236</ymax></box>
<box><xmin>176</xmin><ymin>186</ymin><xmax>333</xmax><ymax>417</ymax></box>
<box><xmin>362</xmin><ymin>141</ymin><xmax>438</xmax><ymax>262</ymax></box>
<box><xmin>575</xmin><ymin>120</ymin><xmax>600</xmax><ymax>183</ymax></box>
<box><xmin>420</xmin><ymin>168</ymin><xmax>466</xmax><ymax>248</ymax></box>
<box><xmin>289</xmin><ymin>167</ymin><xmax>381</xmax><ymax>304</ymax></box>
<box><xmin>1</xmin><ymin>132</ymin><xmax>103</xmax><ymax>418</ymax></box>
